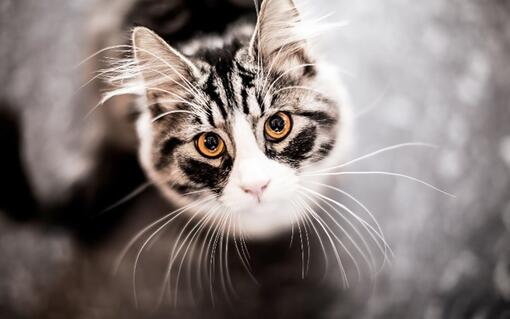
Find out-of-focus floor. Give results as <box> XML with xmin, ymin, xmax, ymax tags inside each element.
<box><xmin>0</xmin><ymin>0</ymin><xmax>509</xmax><ymax>318</ymax></box>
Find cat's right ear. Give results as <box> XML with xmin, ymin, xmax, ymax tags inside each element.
<box><xmin>131</xmin><ymin>27</ymin><xmax>199</xmax><ymax>108</ymax></box>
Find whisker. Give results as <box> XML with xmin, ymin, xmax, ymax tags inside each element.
<box><xmin>303</xmin><ymin>171</ymin><xmax>455</xmax><ymax>197</ymax></box>
<box><xmin>353</xmin><ymin>85</ymin><xmax>390</xmax><ymax>119</ymax></box>
<box><xmin>128</xmin><ymin>196</ymin><xmax>215</xmax><ymax>307</ymax></box>
<box><xmin>96</xmin><ymin>181</ymin><xmax>152</xmax><ymax>216</ymax></box>
<box><xmin>113</xmin><ymin>196</ymin><xmax>213</xmax><ymax>275</ymax></box>
<box><xmin>295</xmin><ymin>197</ymin><xmax>349</xmax><ymax>286</ymax></box>
<box><xmin>298</xmin><ymin>196</ymin><xmax>359</xmax><ymax>281</ymax></box>
<box><xmin>209</xmin><ymin>212</ymin><xmax>229</xmax><ymax>306</ymax></box>
<box><xmin>159</xmin><ymin>200</ymin><xmax>218</xmax><ymax>306</ymax></box>
<box><xmin>224</xmin><ymin>213</ymin><xmax>239</xmax><ymax>300</ymax></box>
<box><xmin>196</xmin><ymin>209</ymin><xmax>223</xmax><ymax>304</ymax></box>
<box><xmin>171</xmin><ymin>204</ymin><xmax>220</xmax><ymax>306</ymax></box>
<box><xmin>295</xmin><ymin>209</ymin><xmax>306</xmax><ymax>279</ymax></box>
<box><xmin>232</xmin><ymin>214</ymin><xmax>259</xmax><ymax>284</ymax></box>
<box><xmin>299</xmin><ymin>186</ymin><xmax>391</xmax><ymax>259</ymax></box>
<box><xmin>305</xmin><ymin>181</ymin><xmax>394</xmax><ymax>270</ymax></box>
<box><xmin>292</xmin><ymin>199</ymin><xmax>330</xmax><ymax>280</ymax></box>
<box><xmin>209</xmin><ymin>213</ymin><xmax>230</xmax><ymax>306</ymax></box>
<box><xmin>299</xmin><ymin>190</ymin><xmax>376</xmax><ymax>275</ymax></box>
<box><xmin>151</xmin><ymin>109</ymin><xmax>198</xmax><ymax>123</ymax></box>
<box><xmin>301</xmin><ymin>142</ymin><xmax>437</xmax><ymax>172</ymax></box>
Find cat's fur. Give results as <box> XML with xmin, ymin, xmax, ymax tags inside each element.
<box><xmin>106</xmin><ymin>0</ymin><xmax>351</xmax><ymax>239</ymax></box>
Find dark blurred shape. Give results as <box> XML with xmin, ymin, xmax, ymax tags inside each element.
<box><xmin>0</xmin><ymin>105</ymin><xmax>36</xmax><ymax>221</ymax></box>
<box><xmin>126</xmin><ymin>0</ymin><xmax>255</xmax><ymax>42</ymax></box>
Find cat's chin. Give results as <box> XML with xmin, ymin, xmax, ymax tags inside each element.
<box><xmin>231</xmin><ymin>200</ymin><xmax>299</xmax><ymax>239</ymax></box>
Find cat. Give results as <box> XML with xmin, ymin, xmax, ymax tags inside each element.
<box><xmin>95</xmin><ymin>0</ymin><xmax>382</xmax><ymax>313</ymax></box>
<box><xmin>106</xmin><ymin>0</ymin><xmax>351</xmax><ymax>239</ymax></box>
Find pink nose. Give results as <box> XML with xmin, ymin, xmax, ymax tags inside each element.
<box><xmin>241</xmin><ymin>180</ymin><xmax>270</xmax><ymax>203</ymax></box>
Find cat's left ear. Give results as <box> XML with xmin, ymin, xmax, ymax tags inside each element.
<box><xmin>132</xmin><ymin>27</ymin><xmax>199</xmax><ymax>113</ymax></box>
<box><xmin>250</xmin><ymin>0</ymin><xmax>314</xmax><ymax>74</ymax></box>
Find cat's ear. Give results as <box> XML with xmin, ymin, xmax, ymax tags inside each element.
<box><xmin>250</xmin><ymin>0</ymin><xmax>313</xmax><ymax>71</ymax></box>
<box><xmin>132</xmin><ymin>27</ymin><xmax>198</xmax><ymax>106</ymax></box>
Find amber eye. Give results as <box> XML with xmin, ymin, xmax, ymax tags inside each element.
<box><xmin>195</xmin><ymin>132</ymin><xmax>225</xmax><ymax>158</ymax></box>
<box><xmin>264</xmin><ymin>112</ymin><xmax>292</xmax><ymax>142</ymax></box>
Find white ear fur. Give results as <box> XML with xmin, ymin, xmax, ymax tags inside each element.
<box><xmin>132</xmin><ymin>27</ymin><xmax>198</xmax><ymax>93</ymax></box>
<box><xmin>250</xmin><ymin>0</ymin><xmax>310</xmax><ymax>65</ymax></box>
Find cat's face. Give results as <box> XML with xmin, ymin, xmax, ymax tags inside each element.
<box><xmin>132</xmin><ymin>0</ymin><xmax>349</xmax><ymax>238</ymax></box>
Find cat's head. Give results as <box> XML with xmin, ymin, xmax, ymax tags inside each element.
<box><xmin>130</xmin><ymin>0</ymin><xmax>350</xmax><ymax>238</ymax></box>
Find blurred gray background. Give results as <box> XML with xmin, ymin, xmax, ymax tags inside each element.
<box><xmin>0</xmin><ymin>0</ymin><xmax>509</xmax><ymax>318</ymax></box>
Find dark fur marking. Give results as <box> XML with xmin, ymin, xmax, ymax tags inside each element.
<box><xmin>318</xmin><ymin>142</ymin><xmax>334</xmax><ymax>157</ymax></box>
<box><xmin>303</xmin><ymin>64</ymin><xmax>317</xmax><ymax>78</ymax></box>
<box><xmin>279</xmin><ymin>126</ymin><xmax>317</xmax><ymax>168</ymax></box>
<box><xmin>170</xmin><ymin>183</ymin><xmax>200</xmax><ymax>195</ymax></box>
<box><xmin>149</xmin><ymin>102</ymin><xmax>164</xmax><ymax>118</ymax></box>
<box><xmin>257</xmin><ymin>94</ymin><xmax>266</xmax><ymax>114</ymax></box>
<box><xmin>206</xmin><ymin>72</ymin><xmax>228</xmax><ymax>121</ymax></box>
<box><xmin>297</xmin><ymin>111</ymin><xmax>337</xmax><ymax>127</ymax></box>
<box><xmin>155</xmin><ymin>137</ymin><xmax>184</xmax><ymax>170</ymax></box>
<box><xmin>179</xmin><ymin>156</ymin><xmax>233</xmax><ymax>193</ymax></box>
<box><xmin>206</xmin><ymin>106</ymin><xmax>216</xmax><ymax>127</ymax></box>
<box><xmin>241</xmin><ymin>87</ymin><xmax>250</xmax><ymax>114</ymax></box>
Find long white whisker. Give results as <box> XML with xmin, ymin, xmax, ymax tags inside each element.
<box><xmin>98</xmin><ymin>181</ymin><xmax>152</xmax><ymax>215</ymax></box>
<box><xmin>302</xmin><ymin>171</ymin><xmax>455</xmax><ymax>198</ymax></box>
<box><xmin>233</xmin><ymin>214</ymin><xmax>258</xmax><ymax>284</ymax></box>
<box><xmin>196</xmin><ymin>209</ymin><xmax>222</xmax><ymax>303</ymax></box>
<box><xmin>113</xmin><ymin>196</ymin><xmax>212</xmax><ymax>275</ymax></box>
<box><xmin>305</xmin><ymin>181</ymin><xmax>394</xmax><ymax>269</ymax></box>
<box><xmin>224</xmin><ymin>213</ymin><xmax>239</xmax><ymax>300</ymax></box>
<box><xmin>299</xmin><ymin>190</ymin><xmax>374</xmax><ymax>276</ymax></box>
<box><xmin>130</xmin><ymin>196</ymin><xmax>215</xmax><ymax>307</ymax></box>
<box><xmin>296</xmin><ymin>197</ymin><xmax>349</xmax><ymax>286</ymax></box>
<box><xmin>159</xmin><ymin>199</ymin><xmax>217</xmax><ymax>306</ymax></box>
<box><xmin>171</xmin><ymin>204</ymin><xmax>220</xmax><ymax>306</ymax></box>
<box><xmin>292</xmin><ymin>199</ymin><xmax>329</xmax><ymax>280</ymax></box>
<box><xmin>151</xmin><ymin>109</ymin><xmax>199</xmax><ymax>122</ymax></box>
<box><xmin>302</xmin><ymin>142</ymin><xmax>436</xmax><ymax>172</ymax></box>
<box><xmin>208</xmin><ymin>211</ymin><xmax>228</xmax><ymax>306</ymax></box>
<box><xmin>299</xmin><ymin>186</ymin><xmax>391</xmax><ymax>258</ymax></box>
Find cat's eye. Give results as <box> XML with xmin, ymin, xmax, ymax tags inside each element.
<box><xmin>195</xmin><ymin>132</ymin><xmax>225</xmax><ymax>158</ymax></box>
<box><xmin>264</xmin><ymin>112</ymin><xmax>292</xmax><ymax>142</ymax></box>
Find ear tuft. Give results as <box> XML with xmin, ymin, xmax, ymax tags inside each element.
<box><xmin>251</xmin><ymin>0</ymin><xmax>311</xmax><ymax>66</ymax></box>
<box><xmin>131</xmin><ymin>27</ymin><xmax>198</xmax><ymax>96</ymax></box>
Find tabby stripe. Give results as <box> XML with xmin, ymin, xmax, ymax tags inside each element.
<box><xmin>205</xmin><ymin>106</ymin><xmax>215</xmax><ymax>127</ymax></box>
<box><xmin>257</xmin><ymin>94</ymin><xmax>266</xmax><ymax>114</ymax></box>
<box><xmin>218</xmin><ymin>66</ymin><xmax>236</xmax><ymax>111</ymax></box>
<box><xmin>179</xmin><ymin>156</ymin><xmax>233</xmax><ymax>194</ymax></box>
<box><xmin>155</xmin><ymin>137</ymin><xmax>183</xmax><ymax>170</ymax></box>
<box><xmin>170</xmin><ymin>183</ymin><xmax>200</xmax><ymax>195</ymax></box>
<box><xmin>206</xmin><ymin>73</ymin><xmax>228</xmax><ymax>120</ymax></box>
<box><xmin>279</xmin><ymin>126</ymin><xmax>317</xmax><ymax>168</ymax></box>
<box><xmin>241</xmin><ymin>87</ymin><xmax>250</xmax><ymax>114</ymax></box>
<box><xmin>236</xmin><ymin>61</ymin><xmax>255</xmax><ymax>87</ymax></box>
<box><xmin>296</xmin><ymin>111</ymin><xmax>337</xmax><ymax>126</ymax></box>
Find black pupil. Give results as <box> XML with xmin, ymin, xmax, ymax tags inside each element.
<box><xmin>269</xmin><ymin>115</ymin><xmax>285</xmax><ymax>132</ymax></box>
<box><xmin>204</xmin><ymin>133</ymin><xmax>219</xmax><ymax>151</ymax></box>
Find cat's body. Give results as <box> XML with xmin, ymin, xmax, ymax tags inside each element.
<box><xmin>92</xmin><ymin>0</ymin><xmax>357</xmax><ymax>312</ymax></box>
